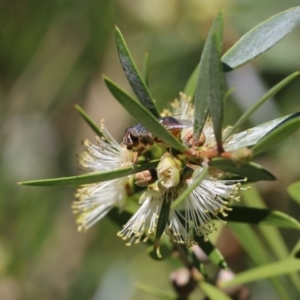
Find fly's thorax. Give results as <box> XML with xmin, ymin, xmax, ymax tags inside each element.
<box><xmin>123</xmin><ymin>123</ymin><xmax>154</xmax><ymax>153</ymax></box>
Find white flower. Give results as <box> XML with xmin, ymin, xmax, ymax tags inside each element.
<box><xmin>166</xmin><ymin>93</ymin><xmax>216</xmax><ymax>149</ymax></box>
<box><xmin>72</xmin><ymin>122</ymin><xmax>134</xmax><ymax>232</ymax></box>
<box><xmin>183</xmin><ymin>167</ymin><xmax>241</xmax><ymax>241</ymax></box>
<box><xmin>79</xmin><ymin>124</ymin><xmax>134</xmax><ymax>172</ymax></box>
<box><xmin>117</xmin><ymin>189</ymin><xmax>163</xmax><ymax>245</ymax></box>
<box><xmin>170</xmin><ymin>92</ymin><xmax>293</xmax><ymax>154</ymax></box>
<box><xmin>169</xmin><ymin>92</ymin><xmax>194</xmax><ymax>121</ymax></box>
<box><xmin>117</xmin><ymin>95</ymin><xmax>244</xmax><ymax>246</ymax></box>
<box><xmin>118</xmin><ymin>167</ymin><xmax>241</xmax><ymax>246</ymax></box>
<box><xmin>117</xmin><ymin>187</ymin><xmax>192</xmax><ymax>246</ymax></box>
<box><xmin>73</xmin><ymin>178</ymin><xmax>128</xmax><ymax>231</ymax></box>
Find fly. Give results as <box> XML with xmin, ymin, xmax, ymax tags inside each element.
<box><xmin>122</xmin><ymin>117</ymin><xmax>193</xmax><ymax>156</ymax></box>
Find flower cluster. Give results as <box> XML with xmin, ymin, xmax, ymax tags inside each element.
<box><xmin>72</xmin><ymin>121</ymin><xmax>134</xmax><ymax>231</ymax></box>
<box><xmin>72</xmin><ymin>94</ymin><xmax>244</xmax><ymax>246</ymax></box>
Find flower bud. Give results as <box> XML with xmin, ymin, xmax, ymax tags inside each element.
<box><xmin>216</xmin><ymin>269</ymin><xmax>250</xmax><ymax>300</ymax></box>
<box><xmin>170</xmin><ymin>268</ymin><xmax>198</xmax><ymax>298</ymax></box>
<box><xmin>157</xmin><ymin>156</ymin><xmax>182</xmax><ymax>188</ymax></box>
<box><xmin>231</xmin><ymin>147</ymin><xmax>253</xmax><ymax>164</ymax></box>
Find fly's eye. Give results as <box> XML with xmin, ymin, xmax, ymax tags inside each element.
<box><xmin>129</xmin><ymin>130</ymin><xmax>139</xmax><ymax>143</ymax></box>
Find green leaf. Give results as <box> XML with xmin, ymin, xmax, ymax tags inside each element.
<box><xmin>183</xmin><ymin>66</ymin><xmax>198</xmax><ymax>99</ymax></box>
<box><xmin>229</xmin><ymin>223</ymin><xmax>290</xmax><ymax>298</ymax></box>
<box><xmin>195</xmin><ymin>236</ymin><xmax>228</xmax><ymax>270</ymax></box>
<box><xmin>193</xmin><ymin>10</ymin><xmax>224</xmax><ymax>144</ymax></box>
<box><xmin>190</xmin><ymin>250</ymin><xmax>208</xmax><ymax>279</ymax></box>
<box><xmin>142</xmin><ymin>51</ymin><xmax>150</xmax><ymax>86</ymax></box>
<box><xmin>115</xmin><ymin>26</ymin><xmax>160</xmax><ymax>118</ymax></box>
<box><xmin>288</xmin><ymin>181</ymin><xmax>300</xmax><ymax>204</ymax></box>
<box><xmin>135</xmin><ymin>282</ymin><xmax>176</xmax><ymax>300</ymax></box>
<box><xmin>241</xmin><ymin>187</ymin><xmax>300</xmax><ymax>293</ymax></box>
<box><xmin>171</xmin><ymin>166</ymin><xmax>208</xmax><ymax>209</ymax></box>
<box><xmin>252</xmin><ymin>112</ymin><xmax>300</xmax><ymax>155</ymax></box>
<box><xmin>208</xmin><ymin>33</ymin><xmax>226</xmax><ymax>151</ymax></box>
<box><xmin>223</xmin><ymin>72</ymin><xmax>300</xmax><ymax>141</ymax></box>
<box><xmin>104</xmin><ymin>76</ymin><xmax>186</xmax><ymax>152</ymax></box>
<box><xmin>229</xmin><ymin>223</ymin><xmax>269</xmax><ymax>265</ymax></box>
<box><xmin>19</xmin><ymin>160</ymin><xmax>159</xmax><ymax>186</ymax></box>
<box><xmin>225</xmin><ymin>206</ymin><xmax>300</xmax><ymax>230</ymax></box>
<box><xmin>224</xmin><ymin>113</ymin><xmax>299</xmax><ymax>152</ymax></box>
<box><xmin>199</xmin><ymin>281</ymin><xmax>232</xmax><ymax>300</ymax></box>
<box><xmin>222</xmin><ymin>6</ymin><xmax>300</xmax><ymax>71</ymax></box>
<box><xmin>209</xmin><ymin>158</ymin><xmax>276</xmax><ymax>181</ymax></box>
<box><xmin>291</xmin><ymin>240</ymin><xmax>300</xmax><ymax>259</ymax></box>
<box><xmin>224</xmin><ymin>86</ymin><xmax>236</xmax><ymax>102</ymax></box>
<box><xmin>221</xmin><ymin>259</ymin><xmax>300</xmax><ymax>288</ymax></box>
<box><xmin>154</xmin><ymin>195</ymin><xmax>172</xmax><ymax>250</ymax></box>
<box><xmin>74</xmin><ymin>104</ymin><xmax>102</xmax><ymax>137</ymax></box>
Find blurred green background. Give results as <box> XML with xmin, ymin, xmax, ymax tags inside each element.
<box><xmin>1</xmin><ymin>0</ymin><xmax>300</xmax><ymax>299</ymax></box>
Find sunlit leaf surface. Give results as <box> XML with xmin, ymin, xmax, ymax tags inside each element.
<box><xmin>223</xmin><ymin>71</ymin><xmax>300</xmax><ymax>141</ymax></box>
<box><xmin>288</xmin><ymin>181</ymin><xmax>300</xmax><ymax>204</ymax></box>
<box><xmin>224</xmin><ymin>113</ymin><xmax>299</xmax><ymax>152</ymax></box>
<box><xmin>221</xmin><ymin>259</ymin><xmax>300</xmax><ymax>288</ymax></box>
<box><xmin>199</xmin><ymin>281</ymin><xmax>232</xmax><ymax>300</ymax></box>
<box><xmin>252</xmin><ymin>112</ymin><xmax>300</xmax><ymax>155</ymax></box>
<box><xmin>222</xmin><ymin>6</ymin><xmax>300</xmax><ymax>70</ymax></box>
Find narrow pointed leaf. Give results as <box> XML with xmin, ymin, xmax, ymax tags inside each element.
<box><xmin>135</xmin><ymin>282</ymin><xmax>176</xmax><ymax>299</ymax></box>
<box><xmin>222</xmin><ymin>6</ymin><xmax>300</xmax><ymax>71</ymax></box>
<box><xmin>154</xmin><ymin>195</ymin><xmax>171</xmax><ymax>249</ymax></box>
<box><xmin>193</xmin><ymin>10</ymin><xmax>224</xmax><ymax>143</ymax></box>
<box><xmin>288</xmin><ymin>181</ymin><xmax>300</xmax><ymax>204</ymax></box>
<box><xmin>224</xmin><ymin>86</ymin><xmax>236</xmax><ymax>102</ymax></box>
<box><xmin>252</xmin><ymin>112</ymin><xmax>300</xmax><ymax>155</ymax></box>
<box><xmin>208</xmin><ymin>33</ymin><xmax>225</xmax><ymax>150</ymax></box>
<box><xmin>209</xmin><ymin>158</ymin><xmax>276</xmax><ymax>181</ymax></box>
<box><xmin>229</xmin><ymin>223</ymin><xmax>290</xmax><ymax>298</ymax></box>
<box><xmin>104</xmin><ymin>76</ymin><xmax>186</xmax><ymax>152</ymax></box>
<box><xmin>142</xmin><ymin>51</ymin><xmax>150</xmax><ymax>86</ymax></box>
<box><xmin>242</xmin><ymin>187</ymin><xmax>300</xmax><ymax>292</ymax></box>
<box><xmin>230</xmin><ymin>223</ymin><xmax>269</xmax><ymax>265</ymax></box>
<box><xmin>190</xmin><ymin>250</ymin><xmax>208</xmax><ymax>278</ymax></box>
<box><xmin>75</xmin><ymin>104</ymin><xmax>102</xmax><ymax>137</ymax></box>
<box><xmin>199</xmin><ymin>281</ymin><xmax>232</xmax><ymax>300</ymax></box>
<box><xmin>19</xmin><ymin>160</ymin><xmax>159</xmax><ymax>186</ymax></box>
<box><xmin>291</xmin><ymin>240</ymin><xmax>300</xmax><ymax>258</ymax></box>
<box><xmin>183</xmin><ymin>66</ymin><xmax>198</xmax><ymax>99</ymax></box>
<box><xmin>221</xmin><ymin>259</ymin><xmax>300</xmax><ymax>288</ymax></box>
<box><xmin>195</xmin><ymin>236</ymin><xmax>228</xmax><ymax>270</ymax></box>
<box><xmin>223</xmin><ymin>72</ymin><xmax>300</xmax><ymax>141</ymax></box>
<box><xmin>224</xmin><ymin>206</ymin><xmax>300</xmax><ymax>230</ymax></box>
<box><xmin>115</xmin><ymin>26</ymin><xmax>160</xmax><ymax>117</ymax></box>
<box><xmin>224</xmin><ymin>113</ymin><xmax>299</xmax><ymax>152</ymax></box>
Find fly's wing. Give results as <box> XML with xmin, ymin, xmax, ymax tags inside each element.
<box><xmin>162</xmin><ymin>118</ymin><xmax>193</xmax><ymax>129</ymax></box>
